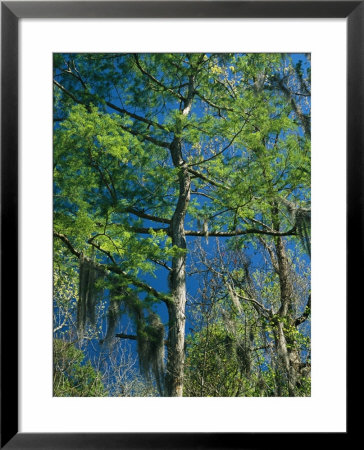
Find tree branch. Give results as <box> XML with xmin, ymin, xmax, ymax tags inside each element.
<box><xmin>115</xmin><ymin>333</ymin><xmax>168</xmax><ymax>346</ymax></box>
<box><xmin>118</xmin><ymin>123</ymin><xmax>171</xmax><ymax>149</ymax></box>
<box><xmin>87</xmin><ymin>239</ymin><xmax>117</xmax><ymax>264</ymax></box>
<box><xmin>185</xmin><ymin>226</ymin><xmax>297</xmax><ymax>238</ymax></box>
<box><xmin>194</xmin><ymin>90</ymin><xmax>234</xmax><ymax>113</ymax></box>
<box><xmin>105</xmin><ymin>100</ymin><xmax>168</xmax><ymax>132</ymax></box>
<box><xmin>188</xmin><ymin>167</ymin><xmax>226</xmax><ymax>189</ymax></box>
<box><xmin>149</xmin><ymin>258</ymin><xmax>172</xmax><ymax>271</ymax></box>
<box><xmin>112</xmin><ymin>225</ymin><xmax>170</xmax><ymax>236</ymax></box>
<box><xmin>235</xmin><ymin>291</ymin><xmax>272</xmax><ymax>317</ymax></box>
<box><xmin>257</xmin><ymin>235</ymin><xmax>280</xmax><ymax>274</ymax></box>
<box><xmin>133</xmin><ymin>54</ymin><xmax>184</xmax><ymax>101</ymax></box>
<box><xmin>53</xmin><ymin>230</ymin><xmax>173</xmax><ymax>305</ymax></box>
<box><xmin>54</xmin><ymin>231</ymin><xmax>81</xmax><ymax>258</ymax></box>
<box><xmin>53</xmin><ymin>80</ymin><xmax>82</xmax><ymax>104</ymax></box>
<box><xmin>188</xmin><ymin>120</ymin><xmax>248</xmax><ymax>167</ymax></box>
<box><xmin>115</xmin><ymin>333</ymin><xmax>137</xmax><ymax>341</ymax></box>
<box><xmin>294</xmin><ymin>295</ymin><xmax>311</xmax><ymax>327</ymax></box>
<box><xmin>58</xmin><ymin>65</ymin><xmax>165</xmax><ymax>131</ymax></box>
<box><xmin>124</xmin><ymin>207</ymin><xmax>171</xmax><ymax>225</ymax></box>
<box><xmin>54</xmin><ymin>79</ymin><xmax>171</xmax><ymax>149</ymax></box>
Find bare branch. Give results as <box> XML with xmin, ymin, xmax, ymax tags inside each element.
<box><xmin>257</xmin><ymin>236</ymin><xmax>280</xmax><ymax>274</ymax></box>
<box><xmin>235</xmin><ymin>291</ymin><xmax>272</xmax><ymax>317</ymax></box>
<box><xmin>115</xmin><ymin>333</ymin><xmax>137</xmax><ymax>341</ymax></box>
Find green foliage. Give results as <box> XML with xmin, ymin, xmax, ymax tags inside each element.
<box><xmin>184</xmin><ymin>323</ymin><xmax>246</xmax><ymax>397</ymax></box>
<box><xmin>53</xmin><ymin>339</ymin><xmax>107</xmax><ymax>397</ymax></box>
<box><xmin>184</xmin><ymin>322</ymin><xmax>268</xmax><ymax>397</ymax></box>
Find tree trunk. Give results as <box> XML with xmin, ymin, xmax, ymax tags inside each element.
<box><xmin>165</xmin><ymin>299</ymin><xmax>187</xmax><ymax>397</ymax></box>
<box><xmin>272</xmin><ymin>202</ymin><xmax>301</xmax><ymax>396</ymax></box>
<box><xmin>165</xmin><ymin>75</ymin><xmax>194</xmax><ymax>396</ymax></box>
<box><xmin>165</xmin><ymin>150</ymin><xmax>191</xmax><ymax>396</ymax></box>
<box><xmin>274</xmin><ymin>321</ymin><xmax>296</xmax><ymax>396</ymax></box>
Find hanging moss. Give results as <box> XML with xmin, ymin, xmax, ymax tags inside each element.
<box><xmin>280</xmin><ymin>198</ymin><xmax>311</xmax><ymax>258</ymax></box>
<box><xmin>103</xmin><ymin>298</ymin><xmax>121</xmax><ymax>345</ymax></box>
<box><xmin>86</xmin><ymin>261</ymin><xmax>97</xmax><ymax>326</ymax></box>
<box><xmin>77</xmin><ymin>256</ymin><xmax>88</xmax><ymax>333</ymax></box>
<box><xmin>77</xmin><ymin>256</ymin><xmax>103</xmax><ymax>335</ymax></box>
<box><xmin>226</xmin><ymin>283</ymin><xmax>242</xmax><ymax>314</ymax></box>
<box><xmin>295</xmin><ymin>209</ymin><xmax>311</xmax><ymax>258</ymax></box>
<box><xmin>137</xmin><ymin>312</ymin><xmax>165</xmax><ymax>396</ymax></box>
<box><xmin>236</xmin><ymin>341</ymin><xmax>252</xmax><ymax>377</ymax></box>
<box><xmin>98</xmin><ymin>279</ymin><xmax>165</xmax><ymax>394</ymax></box>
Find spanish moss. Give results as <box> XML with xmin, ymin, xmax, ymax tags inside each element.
<box><xmin>296</xmin><ymin>209</ymin><xmax>311</xmax><ymax>258</ymax></box>
<box><xmin>77</xmin><ymin>256</ymin><xmax>103</xmax><ymax>335</ymax></box>
<box><xmin>104</xmin><ymin>298</ymin><xmax>121</xmax><ymax>345</ymax></box>
<box><xmin>137</xmin><ymin>312</ymin><xmax>165</xmax><ymax>395</ymax></box>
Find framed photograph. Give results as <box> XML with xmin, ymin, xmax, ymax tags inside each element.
<box><xmin>1</xmin><ymin>1</ymin><xmax>357</xmax><ymax>448</ymax></box>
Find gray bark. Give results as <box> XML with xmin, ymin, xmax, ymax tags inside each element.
<box><xmin>164</xmin><ymin>74</ymin><xmax>194</xmax><ymax>397</ymax></box>
<box><xmin>272</xmin><ymin>202</ymin><xmax>302</xmax><ymax>396</ymax></box>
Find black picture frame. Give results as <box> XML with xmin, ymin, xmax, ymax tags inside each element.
<box><xmin>1</xmin><ymin>1</ymin><xmax>357</xmax><ymax>448</ymax></box>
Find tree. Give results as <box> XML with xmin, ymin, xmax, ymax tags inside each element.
<box><xmin>184</xmin><ymin>240</ymin><xmax>311</xmax><ymax>397</ymax></box>
<box><xmin>53</xmin><ymin>53</ymin><xmax>310</xmax><ymax>396</ymax></box>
